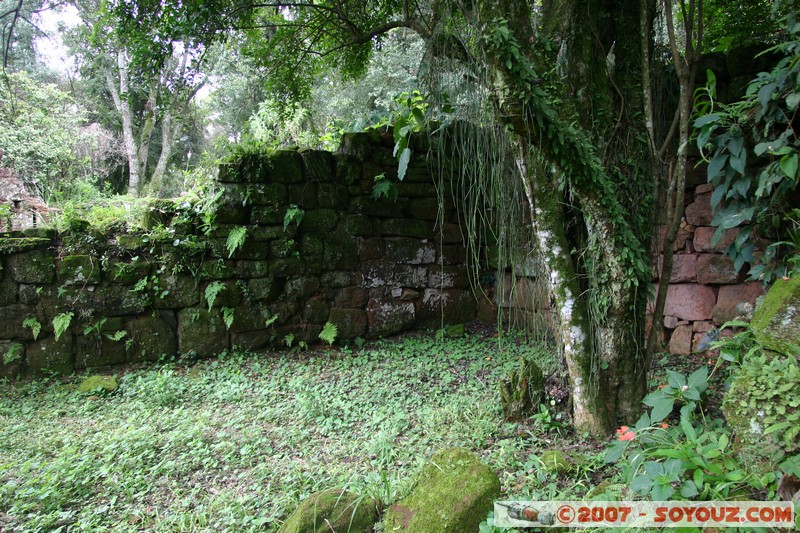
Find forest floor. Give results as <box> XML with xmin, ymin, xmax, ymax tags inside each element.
<box><xmin>0</xmin><ymin>324</ymin><xmax>706</xmax><ymax>532</ymax></box>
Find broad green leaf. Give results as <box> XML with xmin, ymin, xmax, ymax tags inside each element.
<box><xmin>681</xmin><ymin>480</ymin><xmax>699</xmax><ymax>498</ymax></box>
<box><xmin>680</xmin><ymin>415</ymin><xmax>697</xmax><ymax>441</ymax></box>
<box><xmin>397</xmin><ymin>147</ymin><xmax>412</xmax><ymax>181</ymax></box>
<box><xmin>631</xmin><ymin>474</ymin><xmax>654</xmax><ymax>494</ymax></box>
<box><xmin>651</xmin><ymin>481</ymin><xmax>675</xmax><ymax>501</ymax></box>
<box><xmin>650</xmin><ymin>397</ymin><xmax>675</xmax><ymax>423</ymax></box>
<box><xmin>694</xmin><ymin>113</ymin><xmax>721</xmax><ymax>128</ymax></box>
<box><xmin>707</xmin><ymin>154</ymin><xmax>728</xmax><ymax>180</ymax></box>
<box><xmin>687</xmin><ymin>366</ymin><xmax>708</xmax><ymax>388</ymax></box>
<box><xmin>780</xmin><ymin>153</ymin><xmax>798</xmax><ymax>179</ymax></box>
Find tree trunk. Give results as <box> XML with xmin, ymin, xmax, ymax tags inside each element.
<box><xmin>105</xmin><ymin>51</ymin><xmax>140</xmax><ymax>194</ymax></box>
<box><xmin>476</xmin><ymin>0</ymin><xmax>653</xmax><ymax>436</ymax></box>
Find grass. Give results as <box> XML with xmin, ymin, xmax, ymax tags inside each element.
<box><xmin>0</xmin><ymin>329</ymin><xmax>610</xmax><ymax>532</ymax></box>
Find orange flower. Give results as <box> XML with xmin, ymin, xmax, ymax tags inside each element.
<box><xmin>660</xmin><ymin>422</ymin><xmax>669</xmax><ymax>429</ymax></box>
<box><xmin>616</xmin><ymin>426</ymin><xmax>635</xmax><ymax>441</ymax></box>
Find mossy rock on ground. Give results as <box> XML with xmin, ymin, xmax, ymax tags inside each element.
<box><xmin>499</xmin><ymin>357</ymin><xmax>543</xmax><ymax>421</ymax></box>
<box><xmin>383</xmin><ymin>447</ymin><xmax>500</xmax><ymax>533</ymax></box>
<box><xmin>77</xmin><ymin>375</ymin><xmax>119</xmax><ymax>393</ymax></box>
<box><xmin>750</xmin><ymin>276</ymin><xmax>800</xmax><ymax>356</ymax></box>
<box><xmin>539</xmin><ymin>449</ymin><xmax>576</xmax><ymax>474</ymax></box>
<box><xmin>277</xmin><ymin>488</ymin><xmax>379</xmax><ymax>533</ymax></box>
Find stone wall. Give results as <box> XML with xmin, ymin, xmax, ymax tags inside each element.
<box><xmin>649</xmin><ymin>46</ymin><xmax>780</xmax><ymax>356</ymax></box>
<box><xmin>0</xmin><ymin>132</ymin><xmax>476</xmax><ymax>377</ymax></box>
<box><xmin>652</xmin><ymin>181</ymin><xmax>765</xmax><ymax>356</ymax></box>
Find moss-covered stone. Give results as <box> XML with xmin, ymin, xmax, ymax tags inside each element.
<box><xmin>127</xmin><ymin>313</ymin><xmax>178</xmax><ymax>362</ymax></box>
<box><xmin>106</xmin><ymin>259</ymin><xmax>152</xmax><ymax>285</ymax></box>
<box><xmin>328</xmin><ymin>308</ymin><xmax>367</xmax><ymax>339</ymax></box>
<box><xmin>248</xmin><ymin>277</ymin><xmax>283</xmax><ymax>301</ymax></box>
<box><xmin>26</xmin><ymin>334</ymin><xmax>74</xmax><ymax>375</ymax></box>
<box><xmin>0</xmin><ymin>341</ymin><xmax>24</xmax><ymax>379</ymax></box>
<box><xmin>177</xmin><ymin>307</ymin><xmax>229</xmax><ymax>357</ymax></box>
<box><xmin>381</xmin><ymin>218</ymin><xmax>433</xmax><ymax>239</ymax></box>
<box><xmin>338</xmin><ymin>215</ymin><xmax>376</xmax><ymax>237</ymax></box>
<box><xmin>59</xmin><ymin>255</ymin><xmax>101</xmax><ymax>285</ymax></box>
<box><xmin>0</xmin><ymin>304</ymin><xmax>36</xmax><ymax>339</ymax></box>
<box><xmin>299</xmin><ymin>209</ymin><xmax>340</xmax><ymax>233</ymax></box>
<box><xmin>0</xmin><ymin>237</ymin><xmax>52</xmax><ymax>254</ymax></box>
<box><xmin>92</xmin><ymin>285</ymin><xmax>150</xmax><ymax>316</ymax></box>
<box><xmin>324</xmin><ymin>238</ymin><xmax>359</xmax><ymax>270</ymax></box>
<box><xmin>317</xmin><ymin>183</ymin><xmax>349</xmax><ymax>210</ymax></box>
<box><xmin>750</xmin><ymin>276</ymin><xmax>800</xmax><ymax>356</ymax></box>
<box><xmin>269</xmin><ymin>150</ymin><xmax>304</xmax><ymax>184</ymax></box>
<box><xmin>154</xmin><ymin>273</ymin><xmax>200</xmax><ymax>308</ymax></box>
<box><xmin>721</xmin><ymin>349</ymin><xmax>800</xmax><ymax>474</ymax></box>
<box><xmin>539</xmin><ymin>450</ymin><xmax>576</xmax><ymax>474</ymax></box>
<box><xmin>142</xmin><ymin>198</ymin><xmax>178</xmax><ymax>228</ymax></box>
<box><xmin>218</xmin><ymin>152</ymin><xmax>272</xmax><ymax>184</ymax></box>
<box><xmin>75</xmin><ymin>334</ymin><xmax>127</xmax><ymax>369</ymax></box>
<box><xmin>250</xmin><ymin>205</ymin><xmax>284</xmax><ymax>225</ymax></box>
<box><xmin>500</xmin><ymin>358</ymin><xmax>544</xmax><ymax>421</ymax></box>
<box><xmin>78</xmin><ymin>375</ymin><xmax>119</xmax><ymax>393</ymax></box>
<box><xmin>383</xmin><ymin>448</ymin><xmax>500</xmax><ymax>533</ymax></box>
<box><xmin>7</xmin><ymin>250</ymin><xmax>55</xmax><ymax>283</ymax></box>
<box><xmin>277</xmin><ymin>488</ymin><xmax>379</xmax><ymax>533</ymax></box>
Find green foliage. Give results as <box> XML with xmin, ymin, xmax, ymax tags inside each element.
<box><xmin>221</xmin><ymin>306</ymin><xmax>235</xmax><ymax>330</ymax></box>
<box><xmin>0</xmin><ymin>71</ymin><xmax>109</xmax><ymax>199</ymax></box>
<box><xmin>264</xmin><ymin>314</ymin><xmax>279</xmax><ymax>328</ymax></box>
<box><xmin>225</xmin><ymin>226</ymin><xmax>248</xmax><ymax>258</ymax></box>
<box><xmin>52</xmin><ymin>312</ymin><xmax>73</xmax><ymax>342</ymax></box>
<box><xmin>390</xmin><ymin>90</ymin><xmax>428</xmax><ymax>181</ymax></box>
<box><xmin>22</xmin><ymin>317</ymin><xmax>42</xmax><ymax>341</ymax></box>
<box><xmin>3</xmin><ymin>343</ymin><xmax>24</xmax><ymax>365</ymax></box>
<box><xmin>702</xmin><ymin>0</ymin><xmax>790</xmax><ymax>51</ymax></box>
<box><xmin>605</xmin><ymin>367</ymin><xmax>765</xmax><ymax>501</ymax></box>
<box><xmin>204</xmin><ymin>281</ymin><xmax>226</xmax><ymax>311</ymax></box>
<box><xmin>694</xmin><ymin>23</ymin><xmax>800</xmax><ymax>283</ymax></box>
<box><xmin>282</xmin><ymin>204</ymin><xmax>304</xmax><ymax>231</ymax></box>
<box><xmin>318</xmin><ymin>322</ymin><xmax>338</xmax><ymax>346</ymax></box>
<box><xmin>371</xmin><ymin>172</ymin><xmax>398</xmax><ymax>201</ymax></box>
<box><xmin>640</xmin><ymin>366</ymin><xmax>709</xmax><ymax>423</ymax></box>
<box><xmin>723</xmin><ymin>351</ymin><xmax>800</xmax><ymax>454</ymax></box>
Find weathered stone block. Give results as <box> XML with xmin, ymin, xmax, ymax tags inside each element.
<box><xmin>7</xmin><ymin>250</ymin><xmax>55</xmax><ymax>283</ymax></box>
<box><xmin>320</xmin><ymin>271</ymin><xmax>353</xmax><ymax>288</ymax></box>
<box><xmin>416</xmin><ymin>289</ymin><xmax>477</xmax><ymax>328</ymax></box>
<box><xmin>235</xmin><ymin>260</ymin><xmax>271</xmax><ymax>279</ymax></box>
<box><xmin>696</xmin><ymin>254</ymin><xmax>743</xmax><ymax>284</ymax></box>
<box><xmin>750</xmin><ymin>276</ymin><xmax>800</xmax><ymax>356</ymax></box>
<box><xmin>339</xmin><ymin>214</ymin><xmax>376</xmax><ymax>237</ymax></box>
<box><xmin>406</xmin><ymin>197</ymin><xmax>439</xmax><ymax>221</ymax></box>
<box><xmin>229</xmin><ymin>303</ymin><xmax>275</xmax><ymax>332</ymax></box>
<box><xmin>58</xmin><ymin>255</ymin><xmax>101</xmax><ymax>285</ymax></box>
<box><xmin>248</xmin><ymin>277</ymin><xmax>282</xmax><ymax>301</ymax></box>
<box><xmin>177</xmin><ymin>308</ymin><xmax>229</xmax><ymax>357</ymax></box>
<box><xmin>362</xmin><ymin>262</ymin><xmax>427</xmax><ymax>289</ymax></box>
<box><xmin>298</xmin><ymin>209</ymin><xmax>339</xmax><ymax>233</ymax></box>
<box><xmin>427</xmin><ymin>266</ymin><xmax>470</xmax><ymax>289</ymax></box>
<box><xmin>664</xmin><ymin>284</ymin><xmax>717</xmax><ymax>321</ymax></box>
<box><xmin>358</xmin><ymin>237</ymin><xmax>385</xmax><ymax>261</ymax></box>
<box><xmin>383</xmin><ymin>448</ymin><xmax>499</xmax><ymax>533</ymax></box>
<box><xmin>352</xmin><ymin>195</ymin><xmax>408</xmax><ymax>218</ymax></box>
<box><xmin>668</xmin><ymin>324</ymin><xmax>693</xmax><ymax>355</ymax></box>
<box><xmin>395</xmin><ymin>182</ymin><xmax>437</xmax><ymax>198</ymax></box>
<box><xmin>0</xmin><ymin>277</ymin><xmax>16</xmax><ymax>306</ymax></box>
<box><xmin>197</xmin><ymin>259</ymin><xmax>234</xmax><ymax>281</ymax></box>
<box><xmin>250</xmin><ymin>205</ymin><xmax>283</xmax><ymax>225</ymax></box>
<box><xmin>269</xmin><ymin>150</ymin><xmax>304</xmax><ymax>184</ymax></box>
<box><xmin>438</xmin><ymin>244</ymin><xmax>466</xmax><ymax>265</ymax></box>
<box><xmin>93</xmin><ymin>285</ymin><xmax>151</xmax><ymax>316</ymax></box>
<box><xmin>333</xmin><ymin>153</ymin><xmax>362</xmax><ymax>184</ymax></box>
<box><xmin>316</xmin><ymin>183</ymin><xmax>349</xmax><ymax>210</ymax></box>
<box><xmin>382</xmin><ymin>218</ymin><xmax>433</xmax><ymax>239</ymax></box>
<box><xmin>334</xmin><ymin>286</ymin><xmax>368</xmax><ymax>308</ymax></box>
<box><xmin>337</xmin><ymin>132</ymin><xmax>376</xmax><ymax>161</ymax></box>
<box><xmin>0</xmin><ymin>304</ymin><xmax>37</xmax><ymax>339</ymax></box>
<box><xmin>0</xmin><ymin>237</ymin><xmax>51</xmax><ymax>255</ymax></box>
<box><xmin>26</xmin><ymin>334</ymin><xmax>74</xmax><ymax>375</ymax></box>
<box><xmin>106</xmin><ymin>259</ymin><xmax>151</xmax><ymax>285</ymax></box>
<box><xmin>685</xmin><ymin>193</ymin><xmax>713</xmax><ymax>226</ymax></box>
<box><xmin>126</xmin><ymin>312</ymin><xmax>178</xmax><ymax>362</ymax></box>
<box><xmin>495</xmin><ymin>274</ymin><xmax>547</xmax><ymax>311</ymax></box>
<box><xmin>286</xmin><ymin>276</ymin><xmax>321</xmax><ymax>298</ymax></box>
<box><xmin>303</xmin><ymin>297</ymin><xmax>330</xmax><ymax>324</ymax></box>
<box><xmin>217</xmin><ymin>152</ymin><xmax>272</xmax><ymax>183</ymax></box>
<box><xmin>713</xmin><ymin>282</ymin><xmax>764</xmax><ymax>325</ymax></box>
<box><xmin>271</xmin><ymin>257</ymin><xmax>305</xmax><ymax>278</ymax></box>
<box><xmin>287</xmin><ymin>182</ymin><xmax>318</xmax><ymax>209</ymax></box>
<box><xmin>75</xmin><ymin>335</ymin><xmax>127</xmax><ymax>369</ymax></box>
<box><xmin>324</xmin><ymin>238</ymin><xmax>359</xmax><ymax>270</ymax></box>
<box><xmin>384</xmin><ymin>237</ymin><xmax>436</xmax><ymax>265</ymax></box>
<box><xmin>694</xmin><ymin>226</ymin><xmax>740</xmax><ymax>253</ymax></box>
<box><xmin>655</xmin><ymin>254</ymin><xmax>698</xmax><ymax>283</ymax></box>
<box><xmin>367</xmin><ymin>297</ymin><xmax>415</xmax><ymax>337</ymax></box>
<box><xmin>300</xmin><ymin>234</ymin><xmax>324</xmax><ymax>258</ymax></box>
<box><xmin>434</xmin><ymin>222</ymin><xmax>464</xmax><ymax>244</ymax></box>
<box><xmin>277</xmin><ymin>488</ymin><xmax>379</xmax><ymax>533</ymax></box>
<box><xmin>230</xmin><ymin>330</ymin><xmax>272</xmax><ymax>351</ymax></box>
<box><xmin>201</xmin><ymin>280</ymin><xmax>242</xmax><ymax>309</ymax></box>
<box><xmin>155</xmin><ymin>273</ymin><xmax>200</xmax><ymax>308</ymax></box>
<box><xmin>328</xmin><ymin>307</ymin><xmax>367</xmax><ymax>339</ymax></box>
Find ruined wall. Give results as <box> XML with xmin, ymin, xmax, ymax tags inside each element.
<box><xmin>0</xmin><ymin>132</ymin><xmax>476</xmax><ymax>377</ymax></box>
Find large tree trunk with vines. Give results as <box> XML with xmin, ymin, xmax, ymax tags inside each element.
<box><xmin>478</xmin><ymin>0</ymin><xmax>653</xmax><ymax>436</ymax></box>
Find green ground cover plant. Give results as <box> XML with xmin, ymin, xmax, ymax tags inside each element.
<box><xmin>0</xmin><ymin>330</ymin><xmax>596</xmax><ymax>532</ymax></box>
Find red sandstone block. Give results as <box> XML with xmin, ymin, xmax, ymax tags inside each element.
<box><xmin>664</xmin><ymin>284</ymin><xmax>717</xmax><ymax>321</ymax></box>
<box><xmin>693</xmin><ymin>226</ymin><xmax>740</xmax><ymax>253</ymax></box>
<box><xmin>712</xmin><ymin>282</ymin><xmax>764</xmax><ymax>325</ymax></box>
